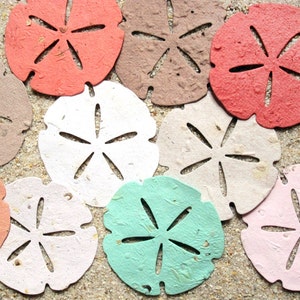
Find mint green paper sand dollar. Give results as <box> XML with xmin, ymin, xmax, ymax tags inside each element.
<box><xmin>103</xmin><ymin>176</ymin><xmax>224</xmax><ymax>295</ymax></box>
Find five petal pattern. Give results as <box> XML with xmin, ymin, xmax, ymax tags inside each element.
<box><xmin>210</xmin><ymin>4</ymin><xmax>300</xmax><ymax>128</ymax></box>
<box><xmin>5</xmin><ymin>0</ymin><xmax>124</xmax><ymax>96</ymax></box>
<box><xmin>242</xmin><ymin>165</ymin><xmax>300</xmax><ymax>291</ymax></box>
<box><xmin>103</xmin><ymin>176</ymin><xmax>224</xmax><ymax>295</ymax></box>
<box><xmin>115</xmin><ymin>0</ymin><xmax>225</xmax><ymax>105</ymax></box>
<box><xmin>157</xmin><ymin>92</ymin><xmax>281</xmax><ymax>220</ymax></box>
<box><xmin>1</xmin><ymin>0</ymin><xmax>299</xmax><ymax>297</ymax></box>
<box><xmin>0</xmin><ymin>177</ymin><xmax>98</xmax><ymax>295</ymax></box>
<box><xmin>39</xmin><ymin>81</ymin><xmax>158</xmax><ymax>207</ymax></box>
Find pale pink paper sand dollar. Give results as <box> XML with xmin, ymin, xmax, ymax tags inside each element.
<box><xmin>0</xmin><ymin>62</ymin><xmax>32</xmax><ymax>165</ymax></box>
<box><xmin>242</xmin><ymin>165</ymin><xmax>300</xmax><ymax>291</ymax></box>
<box><xmin>0</xmin><ymin>177</ymin><xmax>98</xmax><ymax>295</ymax></box>
<box><xmin>39</xmin><ymin>81</ymin><xmax>158</xmax><ymax>207</ymax></box>
<box><xmin>157</xmin><ymin>91</ymin><xmax>281</xmax><ymax>220</ymax></box>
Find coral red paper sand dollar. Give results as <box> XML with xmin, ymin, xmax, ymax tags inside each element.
<box><xmin>5</xmin><ymin>0</ymin><xmax>124</xmax><ymax>96</ymax></box>
<box><xmin>115</xmin><ymin>0</ymin><xmax>226</xmax><ymax>106</ymax></box>
<box><xmin>0</xmin><ymin>62</ymin><xmax>32</xmax><ymax>166</ymax></box>
<box><xmin>157</xmin><ymin>91</ymin><xmax>281</xmax><ymax>221</ymax></box>
<box><xmin>210</xmin><ymin>4</ymin><xmax>300</xmax><ymax>128</ymax></box>
<box><xmin>39</xmin><ymin>81</ymin><xmax>158</xmax><ymax>207</ymax></box>
<box><xmin>0</xmin><ymin>180</ymin><xmax>10</xmax><ymax>248</ymax></box>
<box><xmin>242</xmin><ymin>165</ymin><xmax>300</xmax><ymax>291</ymax></box>
<box><xmin>0</xmin><ymin>177</ymin><xmax>98</xmax><ymax>295</ymax></box>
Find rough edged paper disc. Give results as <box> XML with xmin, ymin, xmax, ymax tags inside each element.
<box><xmin>156</xmin><ymin>91</ymin><xmax>281</xmax><ymax>221</ymax></box>
<box><xmin>210</xmin><ymin>3</ymin><xmax>300</xmax><ymax>128</ymax></box>
<box><xmin>39</xmin><ymin>81</ymin><xmax>158</xmax><ymax>207</ymax></box>
<box><xmin>5</xmin><ymin>0</ymin><xmax>124</xmax><ymax>96</ymax></box>
<box><xmin>103</xmin><ymin>176</ymin><xmax>224</xmax><ymax>296</ymax></box>
<box><xmin>0</xmin><ymin>62</ymin><xmax>32</xmax><ymax>165</ymax></box>
<box><xmin>242</xmin><ymin>165</ymin><xmax>300</xmax><ymax>291</ymax></box>
<box><xmin>0</xmin><ymin>177</ymin><xmax>98</xmax><ymax>295</ymax></box>
<box><xmin>115</xmin><ymin>0</ymin><xmax>226</xmax><ymax>106</ymax></box>
<box><xmin>0</xmin><ymin>180</ymin><xmax>10</xmax><ymax>248</ymax></box>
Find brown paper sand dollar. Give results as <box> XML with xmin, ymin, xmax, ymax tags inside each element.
<box><xmin>0</xmin><ymin>63</ymin><xmax>32</xmax><ymax>165</ymax></box>
<box><xmin>115</xmin><ymin>0</ymin><xmax>226</xmax><ymax>106</ymax></box>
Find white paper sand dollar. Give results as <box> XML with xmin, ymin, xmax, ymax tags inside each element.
<box><xmin>39</xmin><ymin>81</ymin><xmax>158</xmax><ymax>207</ymax></box>
<box><xmin>0</xmin><ymin>177</ymin><xmax>98</xmax><ymax>295</ymax></box>
<box><xmin>157</xmin><ymin>91</ymin><xmax>281</xmax><ymax>220</ymax></box>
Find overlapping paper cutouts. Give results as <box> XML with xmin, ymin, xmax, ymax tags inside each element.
<box><xmin>210</xmin><ymin>4</ymin><xmax>300</xmax><ymax>128</ymax></box>
<box><xmin>103</xmin><ymin>176</ymin><xmax>224</xmax><ymax>295</ymax></box>
<box><xmin>115</xmin><ymin>0</ymin><xmax>226</xmax><ymax>105</ymax></box>
<box><xmin>0</xmin><ymin>62</ymin><xmax>32</xmax><ymax>166</ymax></box>
<box><xmin>157</xmin><ymin>92</ymin><xmax>281</xmax><ymax>220</ymax></box>
<box><xmin>0</xmin><ymin>177</ymin><xmax>98</xmax><ymax>295</ymax></box>
<box><xmin>242</xmin><ymin>165</ymin><xmax>300</xmax><ymax>291</ymax></box>
<box><xmin>39</xmin><ymin>81</ymin><xmax>158</xmax><ymax>207</ymax></box>
<box><xmin>0</xmin><ymin>180</ymin><xmax>10</xmax><ymax>248</ymax></box>
<box><xmin>5</xmin><ymin>0</ymin><xmax>124</xmax><ymax>96</ymax></box>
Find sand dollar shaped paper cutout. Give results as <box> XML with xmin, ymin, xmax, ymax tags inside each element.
<box><xmin>210</xmin><ymin>4</ymin><xmax>300</xmax><ymax>128</ymax></box>
<box><xmin>242</xmin><ymin>165</ymin><xmax>300</xmax><ymax>291</ymax></box>
<box><xmin>115</xmin><ymin>0</ymin><xmax>226</xmax><ymax>106</ymax></box>
<box><xmin>0</xmin><ymin>180</ymin><xmax>10</xmax><ymax>248</ymax></box>
<box><xmin>0</xmin><ymin>63</ymin><xmax>32</xmax><ymax>166</ymax></box>
<box><xmin>5</xmin><ymin>0</ymin><xmax>124</xmax><ymax>96</ymax></box>
<box><xmin>103</xmin><ymin>176</ymin><xmax>224</xmax><ymax>296</ymax></box>
<box><xmin>39</xmin><ymin>81</ymin><xmax>158</xmax><ymax>207</ymax></box>
<box><xmin>157</xmin><ymin>91</ymin><xmax>281</xmax><ymax>221</ymax></box>
<box><xmin>0</xmin><ymin>177</ymin><xmax>98</xmax><ymax>295</ymax></box>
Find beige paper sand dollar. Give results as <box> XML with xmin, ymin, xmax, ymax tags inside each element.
<box><xmin>0</xmin><ymin>63</ymin><xmax>32</xmax><ymax>165</ymax></box>
<box><xmin>157</xmin><ymin>92</ymin><xmax>281</xmax><ymax>220</ymax></box>
<box><xmin>39</xmin><ymin>81</ymin><xmax>158</xmax><ymax>207</ymax></box>
<box><xmin>0</xmin><ymin>177</ymin><xmax>98</xmax><ymax>295</ymax></box>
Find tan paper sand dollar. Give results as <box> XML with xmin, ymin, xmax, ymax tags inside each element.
<box><xmin>157</xmin><ymin>91</ymin><xmax>281</xmax><ymax>220</ymax></box>
<box><xmin>115</xmin><ymin>0</ymin><xmax>226</xmax><ymax>106</ymax></box>
<box><xmin>0</xmin><ymin>177</ymin><xmax>98</xmax><ymax>295</ymax></box>
<box><xmin>0</xmin><ymin>63</ymin><xmax>32</xmax><ymax>165</ymax></box>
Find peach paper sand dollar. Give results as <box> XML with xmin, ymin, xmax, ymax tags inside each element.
<box><xmin>0</xmin><ymin>62</ymin><xmax>32</xmax><ymax>166</ymax></box>
<box><xmin>0</xmin><ymin>180</ymin><xmax>10</xmax><ymax>248</ymax></box>
<box><xmin>242</xmin><ymin>165</ymin><xmax>300</xmax><ymax>291</ymax></box>
<box><xmin>5</xmin><ymin>0</ymin><xmax>124</xmax><ymax>96</ymax></box>
<box><xmin>115</xmin><ymin>0</ymin><xmax>226</xmax><ymax>106</ymax></box>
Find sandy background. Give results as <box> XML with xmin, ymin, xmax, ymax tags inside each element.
<box><xmin>0</xmin><ymin>0</ymin><xmax>300</xmax><ymax>299</ymax></box>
